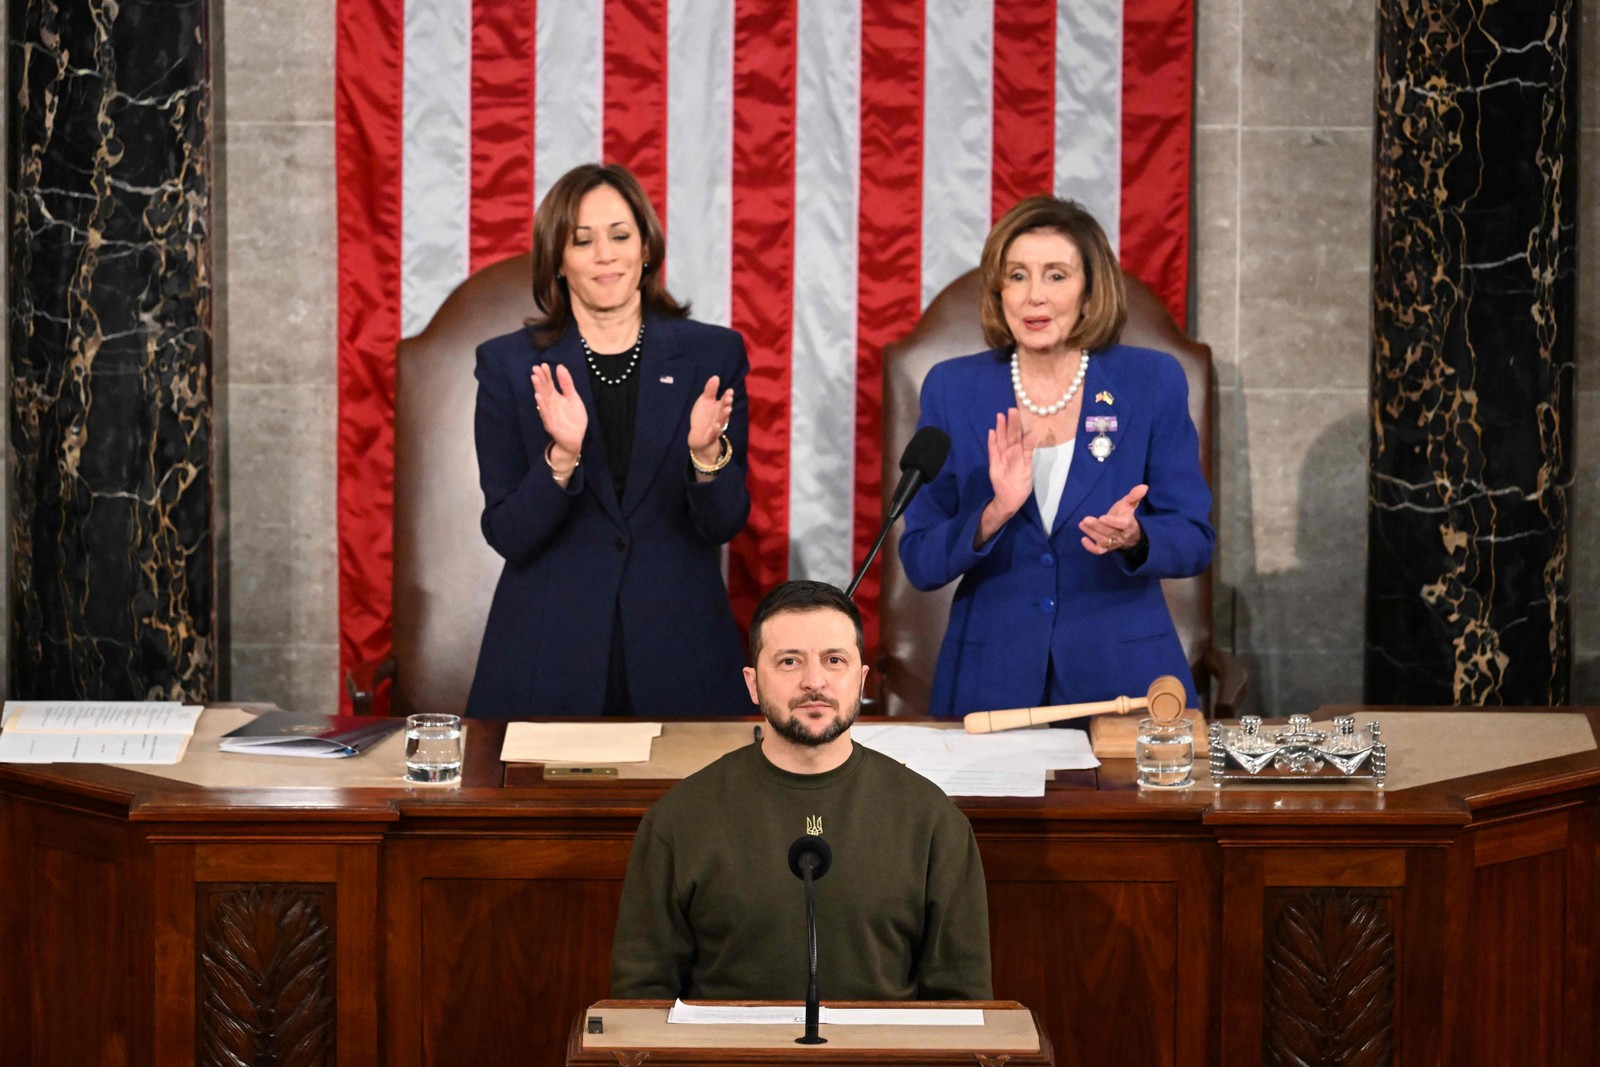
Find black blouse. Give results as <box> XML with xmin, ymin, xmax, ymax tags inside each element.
<box><xmin>587</xmin><ymin>348</ymin><xmax>641</xmax><ymax>497</ymax></box>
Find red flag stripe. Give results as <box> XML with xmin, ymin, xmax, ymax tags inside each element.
<box><xmin>990</xmin><ymin>1</ymin><xmax>1056</xmax><ymax>223</ymax></box>
<box><xmin>853</xmin><ymin>0</ymin><xmax>925</xmax><ymax>651</ymax></box>
<box><xmin>1119</xmin><ymin>0</ymin><xmax>1192</xmax><ymax>324</ymax></box>
<box><xmin>335</xmin><ymin>0</ymin><xmax>407</xmax><ymax>708</ymax></box>
<box><xmin>727</xmin><ymin>0</ymin><xmax>797</xmax><ymax>625</ymax></box>
<box><xmin>603</xmin><ymin>0</ymin><xmax>670</xmax><ymax>217</ymax></box>
<box><xmin>469</xmin><ymin>0</ymin><xmax>537</xmax><ymax>272</ymax></box>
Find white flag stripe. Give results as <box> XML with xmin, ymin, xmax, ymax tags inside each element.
<box><xmin>666</xmin><ymin>0</ymin><xmax>734</xmax><ymax>327</ymax></box>
<box><xmin>787</xmin><ymin>0</ymin><xmax>863</xmax><ymax>584</ymax></box>
<box><xmin>921</xmin><ymin>0</ymin><xmax>994</xmax><ymax>310</ymax></box>
<box><xmin>386</xmin><ymin>0</ymin><xmax>1144</xmax><ymax>594</ymax></box>
<box><xmin>534</xmin><ymin>0</ymin><xmax>604</xmax><ymax>209</ymax></box>
<box><xmin>401</xmin><ymin>0</ymin><xmax>472</xmax><ymax>336</ymax></box>
<box><xmin>1054</xmin><ymin>0</ymin><xmax>1124</xmax><ymax>252</ymax></box>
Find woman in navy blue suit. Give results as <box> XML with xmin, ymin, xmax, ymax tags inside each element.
<box><xmin>466</xmin><ymin>163</ymin><xmax>751</xmax><ymax>719</ymax></box>
<box><xmin>900</xmin><ymin>197</ymin><xmax>1214</xmax><ymax>719</ymax></box>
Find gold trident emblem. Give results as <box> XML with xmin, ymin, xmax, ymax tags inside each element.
<box><xmin>805</xmin><ymin>815</ymin><xmax>824</xmax><ymax>836</ymax></box>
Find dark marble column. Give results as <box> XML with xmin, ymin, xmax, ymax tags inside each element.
<box><xmin>1366</xmin><ymin>0</ymin><xmax>1577</xmax><ymax>704</ymax></box>
<box><xmin>7</xmin><ymin>0</ymin><xmax>213</xmax><ymax>699</ymax></box>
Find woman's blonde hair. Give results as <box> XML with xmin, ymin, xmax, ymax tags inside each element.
<box><xmin>978</xmin><ymin>196</ymin><xmax>1126</xmax><ymax>353</ymax></box>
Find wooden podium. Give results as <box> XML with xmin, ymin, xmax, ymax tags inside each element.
<box><xmin>564</xmin><ymin>1000</ymin><xmax>1053</xmax><ymax>1065</ymax></box>
<box><xmin>2</xmin><ymin>707</ymin><xmax>1599</xmax><ymax>1065</ymax></box>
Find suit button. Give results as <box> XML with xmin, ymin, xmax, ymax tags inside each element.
<box><xmin>1041</xmin><ymin>598</ymin><xmax>1055</xmax><ymax>614</ymax></box>
<box><xmin>614</xmin><ymin>538</ymin><xmax>627</xmax><ymax>552</ymax></box>
<box><xmin>1041</xmin><ymin>552</ymin><xmax>1054</xmax><ymax>566</ymax></box>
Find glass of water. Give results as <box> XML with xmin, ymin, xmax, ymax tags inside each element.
<box><xmin>1135</xmin><ymin>716</ymin><xmax>1194</xmax><ymax>789</ymax></box>
<box><xmin>405</xmin><ymin>713</ymin><xmax>463</xmax><ymax>783</ymax></box>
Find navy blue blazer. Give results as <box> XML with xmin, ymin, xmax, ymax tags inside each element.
<box><xmin>464</xmin><ymin>315</ymin><xmax>752</xmax><ymax>719</ymax></box>
<box><xmin>899</xmin><ymin>344</ymin><xmax>1214</xmax><ymax>718</ymax></box>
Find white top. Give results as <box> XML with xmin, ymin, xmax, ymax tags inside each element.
<box><xmin>1031</xmin><ymin>440</ymin><xmax>1075</xmax><ymax>534</ymax></box>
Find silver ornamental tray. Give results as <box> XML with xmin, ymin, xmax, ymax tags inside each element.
<box><xmin>1208</xmin><ymin>715</ymin><xmax>1385</xmax><ymax>786</ymax></box>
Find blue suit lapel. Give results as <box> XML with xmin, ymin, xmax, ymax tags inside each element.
<box><xmin>545</xmin><ymin>328</ymin><xmax>624</xmax><ymax>526</ymax></box>
<box><xmin>621</xmin><ymin>317</ymin><xmax>691</xmax><ymax>516</ymax></box>
<box><xmin>1052</xmin><ymin>355</ymin><xmax>1118</xmax><ymax>536</ymax></box>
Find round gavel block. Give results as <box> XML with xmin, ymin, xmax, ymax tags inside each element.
<box><xmin>1145</xmin><ymin>675</ymin><xmax>1187</xmax><ymax>723</ymax></box>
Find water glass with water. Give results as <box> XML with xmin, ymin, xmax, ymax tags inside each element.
<box><xmin>405</xmin><ymin>713</ymin><xmax>463</xmax><ymax>783</ymax></box>
<box><xmin>1136</xmin><ymin>716</ymin><xmax>1194</xmax><ymax>789</ymax></box>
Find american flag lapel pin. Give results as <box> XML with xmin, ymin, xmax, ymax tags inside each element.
<box><xmin>660</xmin><ymin>375</ymin><xmax>674</xmax><ymax>384</ymax></box>
<box><xmin>1095</xmin><ymin>390</ymin><xmax>1113</xmax><ymax>405</ymax></box>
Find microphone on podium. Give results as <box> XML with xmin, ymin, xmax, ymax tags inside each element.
<box><xmin>787</xmin><ymin>835</ymin><xmax>834</xmax><ymax>1045</ymax></box>
<box><xmin>845</xmin><ymin>427</ymin><xmax>951</xmax><ymax>598</ymax></box>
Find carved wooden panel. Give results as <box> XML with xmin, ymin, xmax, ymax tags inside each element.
<box><xmin>196</xmin><ymin>884</ymin><xmax>336</xmax><ymax>1067</ymax></box>
<box><xmin>1262</xmin><ymin>888</ymin><xmax>1395</xmax><ymax>1067</ymax></box>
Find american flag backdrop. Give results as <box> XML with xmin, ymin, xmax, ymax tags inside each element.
<box><xmin>335</xmin><ymin>0</ymin><xmax>1195</xmax><ymax>688</ymax></box>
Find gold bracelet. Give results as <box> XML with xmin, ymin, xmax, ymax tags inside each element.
<box><xmin>545</xmin><ymin>440</ymin><xmax>580</xmax><ymax>476</ymax></box>
<box><xmin>690</xmin><ymin>433</ymin><xmax>733</xmax><ymax>474</ymax></box>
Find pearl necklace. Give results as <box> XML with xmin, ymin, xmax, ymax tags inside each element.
<box><xmin>1011</xmin><ymin>348</ymin><xmax>1089</xmax><ymax>417</ymax></box>
<box><xmin>580</xmin><ymin>324</ymin><xmax>644</xmax><ymax>387</ymax></box>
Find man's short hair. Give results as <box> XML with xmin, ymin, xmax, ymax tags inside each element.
<box><xmin>748</xmin><ymin>581</ymin><xmax>865</xmax><ymax>664</ymax></box>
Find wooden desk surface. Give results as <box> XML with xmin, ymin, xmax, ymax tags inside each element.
<box><xmin>2</xmin><ymin>706</ymin><xmax>1595</xmax><ymax>822</ymax></box>
<box><xmin>566</xmin><ymin>999</ymin><xmax>1049</xmax><ymax>1064</ymax></box>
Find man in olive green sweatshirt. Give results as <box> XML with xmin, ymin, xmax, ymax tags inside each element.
<box><xmin>610</xmin><ymin>580</ymin><xmax>993</xmax><ymax>1001</ymax></box>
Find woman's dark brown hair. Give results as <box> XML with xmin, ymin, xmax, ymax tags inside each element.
<box><xmin>528</xmin><ymin>163</ymin><xmax>689</xmax><ymax>347</ymax></box>
<box><xmin>978</xmin><ymin>196</ymin><xmax>1126</xmax><ymax>354</ymax></box>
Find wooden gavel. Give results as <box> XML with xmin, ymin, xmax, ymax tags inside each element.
<box><xmin>962</xmin><ymin>675</ymin><xmax>1188</xmax><ymax>734</ymax></box>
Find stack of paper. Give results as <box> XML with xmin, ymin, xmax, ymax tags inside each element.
<box><xmin>853</xmin><ymin>724</ymin><xmax>1098</xmax><ymax>797</ymax></box>
<box><xmin>500</xmin><ymin>721</ymin><xmax>662</xmax><ymax>764</ymax></box>
<box><xmin>0</xmin><ymin>702</ymin><xmax>203</xmax><ymax>765</ymax></box>
<box><xmin>666</xmin><ymin>999</ymin><xmax>983</xmax><ymax>1025</ymax></box>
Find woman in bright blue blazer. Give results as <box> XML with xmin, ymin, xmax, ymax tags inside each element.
<box><xmin>465</xmin><ymin>164</ymin><xmax>750</xmax><ymax>719</ymax></box>
<box><xmin>900</xmin><ymin>197</ymin><xmax>1214</xmax><ymax>719</ymax></box>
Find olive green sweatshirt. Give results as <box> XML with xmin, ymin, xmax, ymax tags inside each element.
<box><xmin>610</xmin><ymin>740</ymin><xmax>993</xmax><ymax>1001</ymax></box>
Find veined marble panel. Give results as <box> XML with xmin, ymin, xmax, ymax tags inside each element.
<box><xmin>1367</xmin><ymin>0</ymin><xmax>1577</xmax><ymax>704</ymax></box>
<box><xmin>7</xmin><ymin>0</ymin><xmax>213</xmax><ymax>699</ymax></box>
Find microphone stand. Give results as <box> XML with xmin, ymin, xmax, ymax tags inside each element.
<box><xmin>844</xmin><ymin>518</ymin><xmax>895</xmax><ymax>599</ymax></box>
<box><xmin>845</xmin><ymin>473</ymin><xmax>925</xmax><ymax>600</ymax></box>
<box><xmin>797</xmin><ymin>861</ymin><xmax>825</xmax><ymax>1044</ymax></box>
<box><xmin>847</xmin><ymin>427</ymin><xmax>949</xmax><ymax>599</ymax></box>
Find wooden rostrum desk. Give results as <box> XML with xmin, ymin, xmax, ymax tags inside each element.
<box><xmin>2</xmin><ymin>707</ymin><xmax>1598</xmax><ymax>1066</ymax></box>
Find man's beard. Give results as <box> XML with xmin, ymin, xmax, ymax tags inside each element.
<box><xmin>760</xmin><ymin>690</ymin><xmax>861</xmax><ymax>747</ymax></box>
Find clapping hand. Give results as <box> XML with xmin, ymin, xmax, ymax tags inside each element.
<box><xmin>531</xmin><ymin>363</ymin><xmax>587</xmax><ymax>465</ymax></box>
<box><xmin>976</xmin><ymin>409</ymin><xmax>1034</xmax><ymax>546</ymax></box>
<box><xmin>1080</xmin><ymin>483</ymin><xmax>1147</xmax><ymax>555</ymax></box>
<box><xmin>688</xmin><ymin>374</ymin><xmax>734</xmax><ymax>466</ymax></box>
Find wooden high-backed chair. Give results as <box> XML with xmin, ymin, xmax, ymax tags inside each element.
<box><xmin>874</xmin><ymin>268</ymin><xmax>1246</xmax><ymax>718</ymax></box>
<box><xmin>348</xmin><ymin>255</ymin><xmax>537</xmax><ymax>715</ymax></box>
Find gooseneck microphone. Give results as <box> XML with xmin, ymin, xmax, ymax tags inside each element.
<box><xmin>787</xmin><ymin>835</ymin><xmax>834</xmax><ymax>1045</ymax></box>
<box><xmin>845</xmin><ymin>427</ymin><xmax>951</xmax><ymax>598</ymax></box>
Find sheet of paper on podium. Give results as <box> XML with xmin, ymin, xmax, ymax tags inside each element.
<box><xmin>666</xmin><ymin>999</ymin><xmax>983</xmax><ymax>1026</ymax></box>
<box><xmin>500</xmin><ymin>721</ymin><xmax>662</xmax><ymax>763</ymax></box>
<box><xmin>853</xmin><ymin>724</ymin><xmax>1097</xmax><ymax>797</ymax></box>
<box><xmin>0</xmin><ymin>701</ymin><xmax>202</xmax><ymax>765</ymax></box>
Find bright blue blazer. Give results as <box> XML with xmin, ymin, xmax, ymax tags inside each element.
<box><xmin>465</xmin><ymin>315</ymin><xmax>752</xmax><ymax>719</ymax></box>
<box><xmin>899</xmin><ymin>344</ymin><xmax>1214</xmax><ymax>718</ymax></box>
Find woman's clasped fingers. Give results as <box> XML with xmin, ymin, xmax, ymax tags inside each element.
<box><xmin>1079</xmin><ymin>483</ymin><xmax>1148</xmax><ymax>554</ymax></box>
